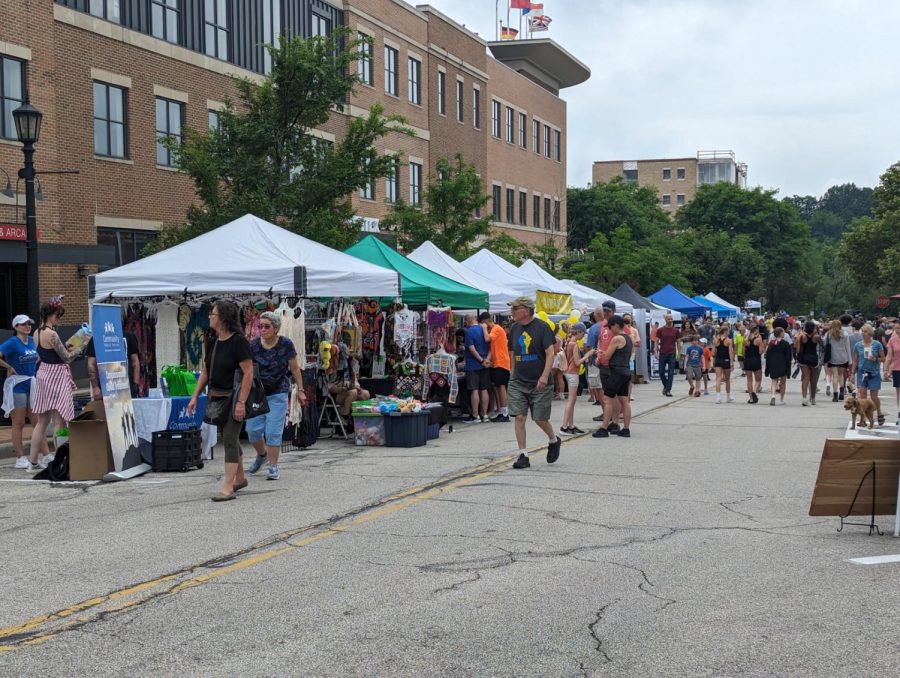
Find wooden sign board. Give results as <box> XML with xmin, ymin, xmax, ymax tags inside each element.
<box><xmin>809</xmin><ymin>438</ymin><xmax>900</xmax><ymax>517</ymax></box>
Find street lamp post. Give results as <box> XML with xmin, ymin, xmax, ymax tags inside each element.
<box><xmin>12</xmin><ymin>97</ymin><xmax>43</xmax><ymax>323</ymax></box>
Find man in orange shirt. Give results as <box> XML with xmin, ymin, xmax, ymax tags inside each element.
<box><xmin>480</xmin><ymin>312</ymin><xmax>511</xmax><ymax>422</ymax></box>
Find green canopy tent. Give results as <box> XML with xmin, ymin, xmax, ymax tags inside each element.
<box><xmin>344</xmin><ymin>235</ymin><xmax>489</xmax><ymax>309</ymax></box>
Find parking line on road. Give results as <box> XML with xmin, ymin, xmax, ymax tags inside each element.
<box><xmin>848</xmin><ymin>554</ymin><xmax>900</xmax><ymax>565</ymax></box>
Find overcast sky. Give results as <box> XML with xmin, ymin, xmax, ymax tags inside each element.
<box><xmin>423</xmin><ymin>0</ymin><xmax>900</xmax><ymax>198</ymax></box>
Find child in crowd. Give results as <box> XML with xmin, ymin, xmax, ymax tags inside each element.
<box><xmin>684</xmin><ymin>336</ymin><xmax>704</xmax><ymax>397</ymax></box>
<box><xmin>701</xmin><ymin>338</ymin><xmax>713</xmax><ymax>395</ymax></box>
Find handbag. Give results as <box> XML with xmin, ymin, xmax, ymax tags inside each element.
<box><xmin>233</xmin><ymin>364</ymin><xmax>270</xmax><ymax>420</ymax></box>
<box><xmin>202</xmin><ymin>341</ymin><xmax>233</xmax><ymax>426</ymax></box>
<box><xmin>823</xmin><ymin>340</ymin><xmax>832</xmax><ymax>365</ymax></box>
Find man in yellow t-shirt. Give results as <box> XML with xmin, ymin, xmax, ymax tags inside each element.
<box><xmin>480</xmin><ymin>312</ymin><xmax>511</xmax><ymax>423</ymax></box>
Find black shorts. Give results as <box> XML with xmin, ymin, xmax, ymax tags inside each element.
<box><xmin>893</xmin><ymin>371</ymin><xmax>900</xmax><ymax>389</ymax></box>
<box><xmin>827</xmin><ymin>362</ymin><xmax>849</xmax><ymax>369</ymax></box>
<box><xmin>714</xmin><ymin>359</ymin><xmax>731</xmax><ymax>370</ymax></box>
<box><xmin>490</xmin><ymin>367</ymin><xmax>510</xmax><ymax>387</ymax></box>
<box><xmin>598</xmin><ymin>365</ymin><xmax>612</xmax><ymax>393</ymax></box>
<box><xmin>604</xmin><ymin>370</ymin><xmax>630</xmax><ymax>398</ymax></box>
<box><xmin>467</xmin><ymin>369</ymin><xmax>491</xmax><ymax>391</ymax></box>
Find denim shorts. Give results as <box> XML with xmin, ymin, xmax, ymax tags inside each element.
<box><xmin>856</xmin><ymin>371</ymin><xmax>881</xmax><ymax>392</ymax></box>
<box><xmin>246</xmin><ymin>391</ymin><xmax>289</xmax><ymax>446</ymax></box>
<box><xmin>12</xmin><ymin>390</ymin><xmax>31</xmax><ymax>410</ymax></box>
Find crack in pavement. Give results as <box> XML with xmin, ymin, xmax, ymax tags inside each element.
<box><xmin>719</xmin><ymin>493</ymin><xmax>764</xmax><ymax>523</ymax></box>
<box><xmin>432</xmin><ymin>571</ymin><xmax>482</xmax><ymax>594</ymax></box>
<box><xmin>608</xmin><ymin>561</ymin><xmax>677</xmax><ymax>612</ymax></box>
<box><xmin>588</xmin><ymin>600</ymin><xmax>616</xmax><ymax>663</ymax></box>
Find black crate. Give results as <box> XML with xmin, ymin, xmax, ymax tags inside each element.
<box><xmin>383</xmin><ymin>412</ymin><xmax>429</xmax><ymax>448</ymax></box>
<box><xmin>152</xmin><ymin>428</ymin><xmax>204</xmax><ymax>472</ymax></box>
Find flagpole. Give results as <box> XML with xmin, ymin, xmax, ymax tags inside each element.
<box><xmin>495</xmin><ymin>0</ymin><xmax>499</xmax><ymax>40</ymax></box>
<box><xmin>519</xmin><ymin>9</ymin><xmax>523</xmax><ymax>40</ymax></box>
<box><xmin>507</xmin><ymin>1</ymin><xmax>510</xmax><ymax>40</ymax></box>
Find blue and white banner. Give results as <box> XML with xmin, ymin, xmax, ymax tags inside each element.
<box><xmin>91</xmin><ymin>304</ymin><xmax>140</xmax><ymax>472</ymax></box>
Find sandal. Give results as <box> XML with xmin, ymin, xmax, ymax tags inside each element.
<box><xmin>233</xmin><ymin>480</ymin><xmax>248</xmax><ymax>492</ymax></box>
<box><xmin>877</xmin><ymin>414</ymin><xmax>885</xmax><ymax>426</ymax></box>
<box><xmin>211</xmin><ymin>491</ymin><xmax>236</xmax><ymax>502</ymax></box>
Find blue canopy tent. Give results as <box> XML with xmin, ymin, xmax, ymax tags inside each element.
<box><xmin>692</xmin><ymin>295</ymin><xmax>736</xmax><ymax>317</ymax></box>
<box><xmin>649</xmin><ymin>284</ymin><xmax>707</xmax><ymax>318</ymax></box>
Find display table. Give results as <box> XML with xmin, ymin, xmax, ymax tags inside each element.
<box><xmin>133</xmin><ymin>396</ymin><xmax>218</xmax><ymax>461</ymax></box>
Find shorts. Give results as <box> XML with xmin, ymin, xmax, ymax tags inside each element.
<box><xmin>714</xmin><ymin>358</ymin><xmax>731</xmax><ymax>370</ymax></box>
<box><xmin>603</xmin><ymin>370</ymin><xmax>630</xmax><ymax>398</ymax></box>
<box><xmin>12</xmin><ymin>390</ymin><xmax>31</xmax><ymax>410</ymax></box>
<box><xmin>827</xmin><ymin>362</ymin><xmax>849</xmax><ymax>369</ymax></box>
<box><xmin>467</xmin><ymin>368</ymin><xmax>491</xmax><ymax>391</ymax></box>
<box><xmin>598</xmin><ymin>365</ymin><xmax>612</xmax><ymax>393</ymax></box>
<box><xmin>508</xmin><ymin>378</ymin><xmax>554</xmax><ymax>421</ymax></box>
<box><xmin>856</xmin><ymin>371</ymin><xmax>881</xmax><ymax>392</ymax></box>
<box><xmin>893</xmin><ymin>371</ymin><xmax>900</xmax><ymax>389</ymax></box>
<box><xmin>490</xmin><ymin>367</ymin><xmax>510</xmax><ymax>388</ymax></box>
<box><xmin>587</xmin><ymin>365</ymin><xmax>601</xmax><ymax>389</ymax></box>
<box><xmin>686</xmin><ymin>365</ymin><xmax>703</xmax><ymax>381</ymax></box>
<box><xmin>245</xmin><ymin>391</ymin><xmax>289</xmax><ymax>446</ymax></box>
<box><xmin>564</xmin><ymin>373</ymin><xmax>579</xmax><ymax>390</ymax></box>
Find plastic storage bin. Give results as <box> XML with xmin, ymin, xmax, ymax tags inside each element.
<box><xmin>152</xmin><ymin>429</ymin><xmax>204</xmax><ymax>472</ymax></box>
<box><xmin>353</xmin><ymin>413</ymin><xmax>385</xmax><ymax>446</ymax></box>
<box><xmin>426</xmin><ymin>422</ymin><xmax>440</xmax><ymax>440</ymax></box>
<box><xmin>383</xmin><ymin>412</ymin><xmax>429</xmax><ymax>448</ymax></box>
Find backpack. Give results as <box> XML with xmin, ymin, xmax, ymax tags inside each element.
<box><xmin>33</xmin><ymin>443</ymin><xmax>70</xmax><ymax>482</ymax></box>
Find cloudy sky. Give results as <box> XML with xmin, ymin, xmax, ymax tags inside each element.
<box><xmin>424</xmin><ymin>0</ymin><xmax>900</xmax><ymax>198</ymax></box>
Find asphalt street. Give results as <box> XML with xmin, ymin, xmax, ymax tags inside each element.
<box><xmin>2</xmin><ymin>378</ymin><xmax>900</xmax><ymax>676</ymax></box>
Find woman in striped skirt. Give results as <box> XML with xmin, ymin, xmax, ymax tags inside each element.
<box><xmin>27</xmin><ymin>298</ymin><xmax>87</xmax><ymax>471</ymax></box>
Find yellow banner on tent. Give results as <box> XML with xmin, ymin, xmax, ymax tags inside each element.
<box><xmin>535</xmin><ymin>290</ymin><xmax>573</xmax><ymax>315</ymax></box>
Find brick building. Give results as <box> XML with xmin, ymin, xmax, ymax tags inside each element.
<box><xmin>592</xmin><ymin>150</ymin><xmax>748</xmax><ymax>212</ymax></box>
<box><xmin>0</xmin><ymin>0</ymin><xmax>589</xmax><ymax>326</ymax></box>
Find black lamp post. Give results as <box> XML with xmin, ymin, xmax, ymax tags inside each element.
<box><xmin>12</xmin><ymin>97</ymin><xmax>42</xmax><ymax>323</ymax></box>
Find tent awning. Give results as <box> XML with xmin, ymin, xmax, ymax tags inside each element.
<box><xmin>649</xmin><ymin>284</ymin><xmax>707</xmax><ymax>317</ymax></box>
<box><xmin>90</xmin><ymin>214</ymin><xmax>401</xmax><ymax>301</ymax></box>
<box><xmin>611</xmin><ymin>283</ymin><xmax>655</xmax><ymax>311</ymax></box>
<box><xmin>561</xmin><ymin>279</ymin><xmax>633</xmax><ymax>314</ymax></box>
<box><xmin>461</xmin><ymin>249</ymin><xmax>545</xmax><ymax>297</ymax></box>
<box><xmin>407</xmin><ymin>241</ymin><xmax>519</xmax><ymax>313</ymax></box>
<box><xmin>705</xmin><ymin>292</ymin><xmax>741</xmax><ymax>312</ymax></box>
<box><xmin>345</xmin><ymin>236</ymin><xmax>488</xmax><ymax>308</ymax></box>
<box><xmin>693</xmin><ymin>295</ymin><xmax>737</xmax><ymax>316</ymax></box>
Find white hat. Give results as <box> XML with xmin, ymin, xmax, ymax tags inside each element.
<box><xmin>699</xmin><ymin>337</ymin><xmax>708</xmax><ymax>344</ymax></box>
<box><xmin>12</xmin><ymin>314</ymin><xmax>34</xmax><ymax>327</ymax></box>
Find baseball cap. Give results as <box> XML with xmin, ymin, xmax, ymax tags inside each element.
<box><xmin>601</xmin><ymin>300</ymin><xmax>616</xmax><ymax>310</ymax></box>
<box><xmin>571</xmin><ymin>322</ymin><xmax>587</xmax><ymax>333</ymax></box>
<box><xmin>700</xmin><ymin>338</ymin><xmax>708</xmax><ymax>344</ymax></box>
<box><xmin>12</xmin><ymin>314</ymin><xmax>34</xmax><ymax>327</ymax></box>
<box><xmin>507</xmin><ymin>296</ymin><xmax>535</xmax><ymax>310</ymax></box>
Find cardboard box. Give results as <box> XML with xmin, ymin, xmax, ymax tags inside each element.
<box><xmin>68</xmin><ymin>401</ymin><xmax>114</xmax><ymax>480</ymax></box>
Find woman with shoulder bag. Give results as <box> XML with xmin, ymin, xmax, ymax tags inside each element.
<box><xmin>246</xmin><ymin>311</ymin><xmax>307</xmax><ymax>481</ymax></box>
<box><xmin>187</xmin><ymin>300</ymin><xmax>253</xmax><ymax>502</ymax></box>
<box><xmin>795</xmin><ymin>320</ymin><xmax>821</xmax><ymax>406</ymax></box>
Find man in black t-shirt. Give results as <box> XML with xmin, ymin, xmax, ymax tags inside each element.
<box><xmin>506</xmin><ymin>296</ymin><xmax>561</xmax><ymax>470</ymax></box>
<box><xmin>85</xmin><ymin>332</ymin><xmax>142</xmax><ymax>399</ymax></box>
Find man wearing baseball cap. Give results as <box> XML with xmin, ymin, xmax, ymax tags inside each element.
<box><xmin>506</xmin><ymin>296</ymin><xmax>561</xmax><ymax>469</ymax></box>
<box><xmin>0</xmin><ymin>315</ymin><xmax>40</xmax><ymax>468</ymax></box>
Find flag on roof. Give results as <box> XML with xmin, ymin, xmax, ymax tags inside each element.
<box><xmin>500</xmin><ymin>26</ymin><xmax>519</xmax><ymax>40</ymax></box>
<box><xmin>529</xmin><ymin>14</ymin><xmax>552</xmax><ymax>31</ymax></box>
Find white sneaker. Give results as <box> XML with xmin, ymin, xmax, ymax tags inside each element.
<box><xmin>778</xmin><ymin>400</ymin><xmax>787</xmax><ymax>406</ymax></box>
<box><xmin>41</xmin><ymin>454</ymin><xmax>55</xmax><ymax>466</ymax></box>
<box><xmin>27</xmin><ymin>460</ymin><xmax>46</xmax><ymax>472</ymax></box>
<box><xmin>14</xmin><ymin>457</ymin><xmax>29</xmax><ymax>469</ymax></box>
<box><xmin>715</xmin><ymin>395</ymin><xmax>722</xmax><ymax>404</ymax></box>
<box><xmin>802</xmin><ymin>399</ymin><xmax>808</xmax><ymax>407</ymax></box>
<box><xmin>727</xmin><ymin>396</ymin><xmax>735</xmax><ymax>403</ymax></box>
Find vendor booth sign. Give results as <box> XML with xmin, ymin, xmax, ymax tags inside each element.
<box><xmin>91</xmin><ymin>304</ymin><xmax>141</xmax><ymax>472</ymax></box>
<box><xmin>535</xmin><ymin>290</ymin><xmax>573</xmax><ymax>315</ymax></box>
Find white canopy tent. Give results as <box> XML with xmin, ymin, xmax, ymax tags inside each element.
<box><xmin>461</xmin><ymin>249</ymin><xmax>555</xmax><ymax>297</ymax></box>
<box><xmin>90</xmin><ymin>214</ymin><xmax>401</xmax><ymax>301</ymax></box>
<box><xmin>745</xmin><ymin>299</ymin><xmax>762</xmax><ymax>310</ymax></box>
<box><xmin>704</xmin><ymin>292</ymin><xmax>741</xmax><ymax>314</ymax></box>
<box><xmin>407</xmin><ymin>241</ymin><xmax>518</xmax><ymax>313</ymax></box>
<box><xmin>561</xmin><ymin>279</ymin><xmax>633</xmax><ymax>315</ymax></box>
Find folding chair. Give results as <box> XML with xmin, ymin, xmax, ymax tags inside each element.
<box><xmin>318</xmin><ymin>391</ymin><xmax>349</xmax><ymax>439</ymax></box>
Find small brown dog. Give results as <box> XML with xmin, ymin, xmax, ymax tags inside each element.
<box><xmin>844</xmin><ymin>395</ymin><xmax>876</xmax><ymax>430</ymax></box>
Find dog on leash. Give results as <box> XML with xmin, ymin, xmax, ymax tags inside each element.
<box><xmin>844</xmin><ymin>395</ymin><xmax>876</xmax><ymax>430</ymax></box>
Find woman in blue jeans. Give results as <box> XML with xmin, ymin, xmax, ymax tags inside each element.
<box><xmin>246</xmin><ymin>312</ymin><xmax>307</xmax><ymax>480</ymax></box>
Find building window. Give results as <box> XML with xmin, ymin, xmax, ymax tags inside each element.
<box><xmin>491</xmin><ymin>100</ymin><xmax>501</xmax><ymax>138</ymax></box>
<box><xmin>662</xmin><ymin>168</ymin><xmax>671</xmax><ymax>181</ymax></box>
<box><xmin>310</xmin><ymin>12</ymin><xmax>330</xmax><ymax>37</ymax></box>
<box><xmin>384</xmin><ymin>46</ymin><xmax>398</xmax><ymax>96</ymax></box>
<box><xmin>360</xmin><ymin>179</ymin><xmax>374</xmax><ymax>201</ymax></box>
<box><xmin>532</xmin><ymin>120</ymin><xmax>540</xmax><ymax>154</ymax></box>
<box><xmin>662</xmin><ymin>194</ymin><xmax>671</xmax><ymax>206</ymax></box>
<box><xmin>208</xmin><ymin>109</ymin><xmax>219</xmax><ymax>129</ymax></box>
<box><xmin>97</xmin><ymin>228</ymin><xmax>158</xmax><ymax>269</ymax></box>
<box><xmin>155</xmin><ymin>97</ymin><xmax>183</xmax><ymax>167</ymax></box>
<box><xmin>544</xmin><ymin>198</ymin><xmax>551</xmax><ymax>230</ymax></box>
<box><xmin>204</xmin><ymin>0</ymin><xmax>229</xmax><ymax>60</ymax></box>
<box><xmin>676</xmin><ymin>194</ymin><xmax>686</xmax><ymax>206</ymax></box>
<box><xmin>456</xmin><ymin>80</ymin><xmax>464</xmax><ymax>122</ymax></box>
<box><xmin>492</xmin><ymin>185</ymin><xmax>501</xmax><ymax>219</ymax></box>
<box><xmin>409</xmin><ymin>161</ymin><xmax>422</xmax><ymax>205</ymax></box>
<box><xmin>89</xmin><ymin>0</ymin><xmax>121</xmax><ymax>22</ymax></box>
<box><xmin>436</xmin><ymin>71</ymin><xmax>445</xmax><ymax>115</ymax></box>
<box><xmin>408</xmin><ymin>57</ymin><xmax>421</xmax><ymax>104</ymax></box>
<box><xmin>553</xmin><ymin>129</ymin><xmax>561</xmax><ymax>161</ymax></box>
<box><xmin>543</xmin><ymin>124</ymin><xmax>551</xmax><ymax>158</ymax></box>
<box><xmin>472</xmin><ymin>87</ymin><xmax>480</xmax><ymax>129</ymax></box>
<box><xmin>0</xmin><ymin>57</ymin><xmax>25</xmax><ymax>141</ymax></box>
<box><xmin>262</xmin><ymin>0</ymin><xmax>282</xmax><ymax>74</ymax></box>
<box><xmin>385</xmin><ymin>158</ymin><xmax>398</xmax><ymax>203</ymax></box>
<box><xmin>505</xmin><ymin>188</ymin><xmax>514</xmax><ymax>223</ymax></box>
<box><xmin>553</xmin><ymin>199</ymin><xmax>560</xmax><ymax>230</ymax></box>
<box><xmin>93</xmin><ymin>82</ymin><xmax>127</xmax><ymax>158</ymax></box>
<box><xmin>357</xmin><ymin>34</ymin><xmax>373</xmax><ymax>86</ymax></box>
<box><xmin>533</xmin><ymin>195</ymin><xmax>541</xmax><ymax>228</ymax></box>
<box><xmin>151</xmin><ymin>0</ymin><xmax>180</xmax><ymax>44</ymax></box>
<box><xmin>518</xmin><ymin>112</ymin><xmax>526</xmax><ymax>148</ymax></box>
<box><xmin>623</xmin><ymin>169</ymin><xmax>638</xmax><ymax>182</ymax></box>
<box><xmin>505</xmin><ymin>106</ymin><xmax>514</xmax><ymax>143</ymax></box>
<box><xmin>519</xmin><ymin>190</ymin><xmax>527</xmax><ymax>226</ymax></box>
<box><xmin>677</xmin><ymin>167</ymin><xmax>686</xmax><ymax>180</ymax></box>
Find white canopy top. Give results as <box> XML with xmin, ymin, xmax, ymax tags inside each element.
<box><xmin>705</xmin><ymin>292</ymin><xmax>741</xmax><ymax>311</ymax></box>
<box><xmin>407</xmin><ymin>241</ymin><xmax>518</xmax><ymax>313</ymax></box>
<box><xmin>91</xmin><ymin>214</ymin><xmax>401</xmax><ymax>301</ymax></box>
<box><xmin>461</xmin><ymin>249</ymin><xmax>550</xmax><ymax>297</ymax></box>
<box><xmin>561</xmin><ymin>279</ymin><xmax>634</xmax><ymax>315</ymax></box>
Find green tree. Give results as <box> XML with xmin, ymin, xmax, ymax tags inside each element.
<box><xmin>381</xmin><ymin>154</ymin><xmax>491</xmax><ymax>258</ymax></box>
<box><xmin>478</xmin><ymin>233</ymin><xmax>532</xmax><ymax>266</ymax></box>
<box><xmin>566</xmin><ymin>178</ymin><xmax>670</xmax><ymax>250</ymax></box>
<box><xmin>680</xmin><ymin>230</ymin><xmax>765</xmax><ymax>304</ymax></box>
<box><xmin>147</xmin><ymin>30</ymin><xmax>411</xmax><ymax>254</ymax></box>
